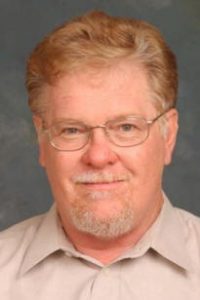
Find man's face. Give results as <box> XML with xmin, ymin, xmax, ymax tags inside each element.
<box><xmin>35</xmin><ymin>61</ymin><xmax>178</xmax><ymax>239</ymax></box>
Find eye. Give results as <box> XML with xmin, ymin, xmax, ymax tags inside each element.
<box><xmin>60</xmin><ymin>125</ymin><xmax>85</xmax><ymax>137</ymax></box>
<box><xmin>52</xmin><ymin>122</ymin><xmax>87</xmax><ymax>139</ymax></box>
<box><xmin>116</xmin><ymin>121</ymin><xmax>140</xmax><ymax>134</ymax></box>
<box><xmin>62</xmin><ymin>127</ymin><xmax>81</xmax><ymax>135</ymax></box>
<box><xmin>119</xmin><ymin>123</ymin><xmax>136</xmax><ymax>132</ymax></box>
<box><xmin>108</xmin><ymin>118</ymin><xmax>143</xmax><ymax>138</ymax></box>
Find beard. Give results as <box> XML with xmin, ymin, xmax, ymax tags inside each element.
<box><xmin>65</xmin><ymin>174</ymin><xmax>136</xmax><ymax>239</ymax></box>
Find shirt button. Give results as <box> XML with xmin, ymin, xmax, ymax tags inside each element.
<box><xmin>65</xmin><ymin>251</ymin><xmax>72</xmax><ymax>257</ymax></box>
<box><xmin>103</xmin><ymin>267</ymin><xmax>110</xmax><ymax>276</ymax></box>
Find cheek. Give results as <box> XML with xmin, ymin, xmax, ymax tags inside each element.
<box><xmin>42</xmin><ymin>149</ymin><xmax>82</xmax><ymax>208</ymax></box>
<box><xmin>118</xmin><ymin>139</ymin><xmax>165</xmax><ymax>218</ymax></box>
<box><xmin>121</xmin><ymin>137</ymin><xmax>166</xmax><ymax>183</ymax></box>
<box><xmin>41</xmin><ymin>144</ymin><xmax>79</xmax><ymax>183</ymax></box>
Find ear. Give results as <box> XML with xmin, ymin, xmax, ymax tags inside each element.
<box><xmin>32</xmin><ymin>115</ymin><xmax>46</xmax><ymax>168</ymax></box>
<box><xmin>164</xmin><ymin>109</ymin><xmax>179</xmax><ymax>165</ymax></box>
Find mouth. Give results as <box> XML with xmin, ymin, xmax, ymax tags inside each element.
<box><xmin>76</xmin><ymin>180</ymin><xmax>125</xmax><ymax>190</ymax></box>
<box><xmin>72</xmin><ymin>172</ymin><xmax>129</xmax><ymax>191</ymax></box>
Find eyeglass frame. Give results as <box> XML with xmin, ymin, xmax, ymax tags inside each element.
<box><xmin>41</xmin><ymin>107</ymin><xmax>173</xmax><ymax>152</ymax></box>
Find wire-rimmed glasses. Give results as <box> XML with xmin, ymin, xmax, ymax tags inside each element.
<box><xmin>42</xmin><ymin>108</ymin><xmax>171</xmax><ymax>151</ymax></box>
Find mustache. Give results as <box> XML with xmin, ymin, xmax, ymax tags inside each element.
<box><xmin>72</xmin><ymin>171</ymin><xmax>130</xmax><ymax>184</ymax></box>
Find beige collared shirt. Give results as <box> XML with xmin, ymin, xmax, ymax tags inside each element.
<box><xmin>0</xmin><ymin>197</ymin><xmax>200</xmax><ymax>300</ymax></box>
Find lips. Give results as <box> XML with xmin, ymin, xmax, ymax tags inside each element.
<box><xmin>72</xmin><ymin>172</ymin><xmax>129</xmax><ymax>191</ymax></box>
<box><xmin>73</xmin><ymin>172</ymin><xmax>129</xmax><ymax>183</ymax></box>
<box><xmin>77</xmin><ymin>179</ymin><xmax>126</xmax><ymax>190</ymax></box>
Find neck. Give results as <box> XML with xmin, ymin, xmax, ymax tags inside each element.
<box><xmin>65</xmin><ymin>228</ymin><xmax>146</xmax><ymax>265</ymax></box>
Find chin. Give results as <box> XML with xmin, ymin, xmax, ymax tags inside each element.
<box><xmin>68</xmin><ymin>203</ymin><xmax>135</xmax><ymax>239</ymax></box>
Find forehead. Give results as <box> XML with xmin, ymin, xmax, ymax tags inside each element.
<box><xmin>42</xmin><ymin>61</ymin><xmax>156</xmax><ymax>123</ymax></box>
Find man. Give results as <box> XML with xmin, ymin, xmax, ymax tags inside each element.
<box><xmin>0</xmin><ymin>11</ymin><xmax>200</xmax><ymax>299</ymax></box>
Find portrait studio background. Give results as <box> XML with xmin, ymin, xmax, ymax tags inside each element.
<box><xmin>0</xmin><ymin>0</ymin><xmax>200</xmax><ymax>230</ymax></box>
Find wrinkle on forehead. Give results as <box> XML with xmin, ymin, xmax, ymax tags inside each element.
<box><xmin>51</xmin><ymin>59</ymin><xmax>149</xmax><ymax>93</ymax></box>
<box><xmin>41</xmin><ymin>60</ymin><xmax>156</xmax><ymax>125</ymax></box>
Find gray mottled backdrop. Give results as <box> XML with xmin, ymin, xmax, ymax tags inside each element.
<box><xmin>0</xmin><ymin>0</ymin><xmax>200</xmax><ymax>230</ymax></box>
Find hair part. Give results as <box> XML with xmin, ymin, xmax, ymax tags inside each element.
<box><xmin>26</xmin><ymin>11</ymin><xmax>178</xmax><ymax>115</ymax></box>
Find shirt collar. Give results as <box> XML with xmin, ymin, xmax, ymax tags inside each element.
<box><xmin>150</xmin><ymin>196</ymin><xmax>194</xmax><ymax>272</ymax></box>
<box><xmin>20</xmin><ymin>196</ymin><xmax>194</xmax><ymax>275</ymax></box>
<box><xmin>20</xmin><ymin>205</ymin><xmax>73</xmax><ymax>275</ymax></box>
<box><xmin>110</xmin><ymin>195</ymin><xmax>194</xmax><ymax>272</ymax></box>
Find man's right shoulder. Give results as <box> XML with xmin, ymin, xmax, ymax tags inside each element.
<box><xmin>0</xmin><ymin>213</ymin><xmax>46</xmax><ymax>261</ymax></box>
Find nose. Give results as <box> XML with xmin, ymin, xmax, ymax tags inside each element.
<box><xmin>81</xmin><ymin>129</ymin><xmax>118</xmax><ymax>169</ymax></box>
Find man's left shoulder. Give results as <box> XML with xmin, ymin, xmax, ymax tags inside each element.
<box><xmin>175</xmin><ymin>207</ymin><xmax>200</xmax><ymax>257</ymax></box>
<box><xmin>175</xmin><ymin>206</ymin><xmax>200</xmax><ymax>231</ymax></box>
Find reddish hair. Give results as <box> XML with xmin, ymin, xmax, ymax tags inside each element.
<box><xmin>26</xmin><ymin>11</ymin><xmax>178</xmax><ymax>114</ymax></box>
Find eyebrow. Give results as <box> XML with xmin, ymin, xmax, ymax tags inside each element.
<box><xmin>51</xmin><ymin>113</ymin><xmax>146</xmax><ymax>124</ymax></box>
<box><xmin>53</xmin><ymin>118</ymin><xmax>85</xmax><ymax>123</ymax></box>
